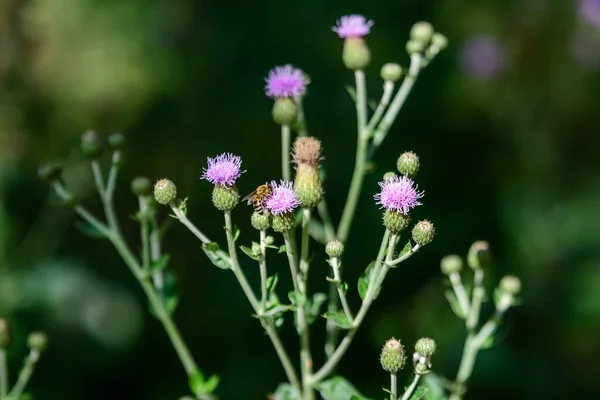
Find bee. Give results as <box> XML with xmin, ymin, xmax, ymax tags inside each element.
<box><xmin>242</xmin><ymin>183</ymin><xmax>273</xmax><ymax>214</ymax></box>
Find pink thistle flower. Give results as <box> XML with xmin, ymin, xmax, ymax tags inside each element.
<box><xmin>265</xmin><ymin>65</ymin><xmax>308</xmax><ymax>98</ymax></box>
<box><xmin>265</xmin><ymin>180</ymin><xmax>300</xmax><ymax>215</ymax></box>
<box><xmin>332</xmin><ymin>15</ymin><xmax>374</xmax><ymax>38</ymax></box>
<box><xmin>374</xmin><ymin>176</ymin><xmax>424</xmax><ymax>214</ymax></box>
<box><xmin>201</xmin><ymin>153</ymin><xmax>245</xmax><ymax>187</ymax></box>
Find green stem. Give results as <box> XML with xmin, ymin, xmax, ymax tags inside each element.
<box><xmin>308</xmin><ymin>231</ymin><xmax>394</xmax><ymax>385</ymax></box>
<box><xmin>259</xmin><ymin>230</ymin><xmax>268</xmax><ymax>312</ymax></box>
<box><xmin>6</xmin><ymin>350</ymin><xmax>40</xmax><ymax>400</ymax></box>
<box><xmin>106</xmin><ymin>150</ymin><xmax>121</xmax><ymax>198</ymax></box>
<box><xmin>330</xmin><ymin>257</ymin><xmax>353</xmax><ymax>323</ymax></box>
<box><xmin>282</xmin><ymin>233</ymin><xmax>300</xmax><ymax>293</ymax></box>
<box><xmin>386</xmin><ymin>244</ymin><xmax>421</xmax><ymax>267</ymax></box>
<box><xmin>149</xmin><ymin>203</ymin><xmax>165</xmax><ymax>292</ymax></box>
<box><xmin>365</xmin><ymin>80</ymin><xmax>395</xmax><ymax>136</ymax></box>
<box><xmin>400</xmin><ymin>374</ymin><xmax>421</xmax><ymax>400</ymax></box>
<box><xmin>0</xmin><ymin>348</ymin><xmax>7</xmax><ymax>399</ymax></box>
<box><xmin>466</xmin><ymin>269</ymin><xmax>485</xmax><ymax>331</ymax></box>
<box><xmin>298</xmin><ymin>209</ymin><xmax>314</xmax><ymax>400</ymax></box>
<box><xmin>337</xmin><ymin>70</ymin><xmax>369</xmax><ymax>243</ymax></box>
<box><xmin>370</xmin><ymin>55</ymin><xmax>422</xmax><ymax>158</ymax></box>
<box><xmin>449</xmin><ymin>272</ymin><xmax>470</xmax><ymax>317</ymax></box>
<box><xmin>138</xmin><ymin>196</ymin><xmax>151</xmax><ymax>271</ymax></box>
<box><xmin>282</xmin><ymin>125</ymin><xmax>292</xmax><ymax>181</ymax></box>
<box><xmin>317</xmin><ymin>200</ymin><xmax>336</xmax><ymax>243</ymax></box>
<box><xmin>390</xmin><ymin>372</ymin><xmax>397</xmax><ymax>400</ymax></box>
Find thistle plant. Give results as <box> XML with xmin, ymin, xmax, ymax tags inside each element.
<box><xmin>36</xmin><ymin>14</ymin><xmax>523</xmax><ymax>400</ymax></box>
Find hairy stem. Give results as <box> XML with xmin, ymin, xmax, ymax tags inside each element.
<box><xmin>282</xmin><ymin>125</ymin><xmax>292</xmax><ymax>181</ymax></box>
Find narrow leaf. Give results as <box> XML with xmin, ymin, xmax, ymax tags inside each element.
<box><xmin>398</xmin><ymin>240</ymin><xmax>413</xmax><ymax>258</ymax></box>
<box><xmin>150</xmin><ymin>253</ymin><xmax>171</xmax><ymax>272</ymax></box>
<box><xmin>202</xmin><ymin>243</ymin><xmax>229</xmax><ymax>270</ymax></box>
<box><xmin>309</xmin><ymin>219</ymin><xmax>326</xmax><ymax>245</ymax></box>
<box><xmin>346</xmin><ymin>86</ymin><xmax>357</xmax><ymax>103</ymax></box>
<box><xmin>408</xmin><ymin>386</ymin><xmax>428</xmax><ymax>400</ymax></box>
<box><xmin>278</xmin><ymin>244</ymin><xmax>287</xmax><ymax>254</ymax></box>
<box><xmin>233</xmin><ymin>225</ymin><xmax>241</xmax><ymax>242</ymax></box>
<box><xmin>266</xmin><ymin>274</ymin><xmax>278</xmax><ymax>293</ymax></box>
<box><xmin>273</xmin><ymin>383</ymin><xmax>301</xmax><ymax>400</ymax></box>
<box><xmin>316</xmin><ymin>375</ymin><xmax>370</xmax><ymax>400</ymax></box>
<box><xmin>307</xmin><ymin>293</ymin><xmax>327</xmax><ymax>325</ymax></box>
<box><xmin>358</xmin><ymin>261</ymin><xmax>381</xmax><ymax>300</ymax></box>
<box><xmin>74</xmin><ymin>220</ymin><xmax>107</xmax><ymax>239</ymax></box>
<box><xmin>323</xmin><ymin>311</ymin><xmax>352</xmax><ymax>330</ymax></box>
<box><xmin>240</xmin><ymin>245</ymin><xmax>261</xmax><ymax>261</ymax></box>
<box><xmin>204</xmin><ymin>242</ymin><xmax>220</xmax><ymax>252</ymax></box>
<box><xmin>444</xmin><ymin>290</ymin><xmax>467</xmax><ymax>319</ymax></box>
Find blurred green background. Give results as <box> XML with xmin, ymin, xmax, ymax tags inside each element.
<box><xmin>1</xmin><ymin>0</ymin><xmax>599</xmax><ymax>398</ymax></box>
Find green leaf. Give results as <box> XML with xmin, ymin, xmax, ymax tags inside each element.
<box><xmin>188</xmin><ymin>370</ymin><xmax>219</xmax><ymax>396</ymax></box>
<box><xmin>368</xmin><ymin>98</ymin><xmax>378</xmax><ymax>111</ymax></box>
<box><xmin>74</xmin><ymin>220</ymin><xmax>107</xmax><ymax>239</ymax></box>
<box><xmin>240</xmin><ymin>245</ymin><xmax>261</xmax><ymax>261</ymax></box>
<box><xmin>201</xmin><ymin>243</ymin><xmax>230</xmax><ymax>269</ymax></box>
<box><xmin>341</xmin><ymin>281</ymin><xmax>349</xmax><ymax>295</ymax></box>
<box><xmin>288</xmin><ymin>291</ymin><xmax>306</xmax><ymax>307</ymax></box>
<box><xmin>278</xmin><ymin>244</ymin><xmax>287</xmax><ymax>254</ymax></box>
<box><xmin>323</xmin><ymin>311</ymin><xmax>352</xmax><ymax>330</ymax></box>
<box><xmin>422</xmin><ymin>373</ymin><xmax>446</xmax><ymax>400</ymax></box>
<box><xmin>358</xmin><ymin>261</ymin><xmax>381</xmax><ymax>301</ymax></box>
<box><xmin>316</xmin><ymin>375</ymin><xmax>370</xmax><ymax>400</ymax></box>
<box><xmin>307</xmin><ymin>293</ymin><xmax>327</xmax><ymax>325</ymax></box>
<box><xmin>150</xmin><ymin>253</ymin><xmax>171</xmax><ymax>272</ymax></box>
<box><xmin>266</xmin><ymin>274</ymin><xmax>278</xmax><ymax>293</ymax></box>
<box><xmin>204</xmin><ymin>242</ymin><xmax>220</xmax><ymax>252</ymax></box>
<box><xmin>199</xmin><ymin>374</ymin><xmax>220</xmax><ymax>394</ymax></box>
<box><xmin>398</xmin><ymin>240</ymin><xmax>413</xmax><ymax>258</ymax></box>
<box><xmin>444</xmin><ymin>290</ymin><xmax>467</xmax><ymax>319</ymax></box>
<box><xmin>309</xmin><ymin>219</ymin><xmax>326</xmax><ymax>245</ymax></box>
<box><xmin>148</xmin><ymin>271</ymin><xmax>179</xmax><ymax>317</ymax></box>
<box><xmin>346</xmin><ymin>86</ymin><xmax>357</xmax><ymax>103</ymax></box>
<box><xmin>233</xmin><ymin>225</ymin><xmax>241</xmax><ymax>242</ymax></box>
<box><xmin>408</xmin><ymin>386</ymin><xmax>428</xmax><ymax>400</ymax></box>
<box><xmin>273</xmin><ymin>383</ymin><xmax>301</xmax><ymax>400</ymax></box>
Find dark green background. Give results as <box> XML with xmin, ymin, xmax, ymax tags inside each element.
<box><xmin>1</xmin><ymin>0</ymin><xmax>599</xmax><ymax>399</ymax></box>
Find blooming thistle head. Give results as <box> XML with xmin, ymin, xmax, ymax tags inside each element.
<box><xmin>332</xmin><ymin>15</ymin><xmax>374</xmax><ymax>38</ymax></box>
<box><xmin>375</xmin><ymin>176</ymin><xmax>423</xmax><ymax>215</ymax></box>
<box><xmin>332</xmin><ymin>15</ymin><xmax>373</xmax><ymax>70</ymax></box>
<box><xmin>265</xmin><ymin>65</ymin><xmax>308</xmax><ymax>99</ymax></box>
<box><xmin>201</xmin><ymin>153</ymin><xmax>244</xmax><ymax>211</ymax></box>
<box><xmin>265</xmin><ymin>180</ymin><xmax>300</xmax><ymax>232</ymax></box>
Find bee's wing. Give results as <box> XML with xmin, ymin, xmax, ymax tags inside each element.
<box><xmin>242</xmin><ymin>190</ymin><xmax>257</xmax><ymax>204</ymax></box>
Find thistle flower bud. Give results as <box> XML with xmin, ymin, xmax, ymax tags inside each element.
<box><xmin>38</xmin><ymin>163</ymin><xmax>62</xmax><ymax>183</ymax></box>
<box><xmin>251</xmin><ymin>242</ymin><xmax>262</xmax><ymax>256</ymax></box>
<box><xmin>272</xmin><ymin>213</ymin><xmax>295</xmax><ymax>233</ymax></box>
<box><xmin>265</xmin><ymin>235</ymin><xmax>275</xmax><ymax>246</ymax></box>
<box><xmin>380</xmin><ymin>63</ymin><xmax>403</xmax><ymax>82</ymax></box>
<box><xmin>131</xmin><ymin>176</ymin><xmax>152</xmax><ymax>197</ymax></box>
<box><xmin>0</xmin><ymin>319</ymin><xmax>9</xmax><ymax>348</ymax></box>
<box><xmin>415</xmin><ymin>337</ymin><xmax>436</xmax><ymax>357</ymax></box>
<box><xmin>410</xmin><ymin>22</ymin><xmax>434</xmax><ymax>44</ymax></box>
<box><xmin>380</xmin><ymin>338</ymin><xmax>406</xmax><ymax>373</ymax></box>
<box><xmin>467</xmin><ymin>240</ymin><xmax>491</xmax><ymax>270</ymax></box>
<box><xmin>383</xmin><ymin>171</ymin><xmax>397</xmax><ymax>181</ymax></box>
<box><xmin>499</xmin><ymin>275</ymin><xmax>521</xmax><ymax>296</ymax></box>
<box><xmin>81</xmin><ymin>130</ymin><xmax>103</xmax><ymax>159</ymax></box>
<box><xmin>292</xmin><ymin>137</ymin><xmax>323</xmax><ymax>208</ymax></box>
<box><xmin>154</xmin><ymin>179</ymin><xmax>177</xmax><ymax>205</ymax></box>
<box><xmin>406</xmin><ymin>39</ymin><xmax>425</xmax><ymax>54</ymax></box>
<box><xmin>383</xmin><ymin>210</ymin><xmax>411</xmax><ymax>233</ymax></box>
<box><xmin>431</xmin><ymin>33</ymin><xmax>448</xmax><ymax>50</ymax></box>
<box><xmin>325</xmin><ymin>240</ymin><xmax>344</xmax><ymax>258</ymax></box>
<box><xmin>27</xmin><ymin>331</ymin><xmax>48</xmax><ymax>352</ymax></box>
<box><xmin>107</xmin><ymin>133</ymin><xmax>125</xmax><ymax>149</ymax></box>
<box><xmin>343</xmin><ymin>37</ymin><xmax>371</xmax><ymax>70</ymax></box>
<box><xmin>415</xmin><ymin>362</ymin><xmax>430</xmax><ymax>375</ymax></box>
<box><xmin>251</xmin><ymin>211</ymin><xmax>271</xmax><ymax>231</ymax></box>
<box><xmin>212</xmin><ymin>185</ymin><xmax>240</xmax><ymax>211</ymax></box>
<box><xmin>272</xmin><ymin>98</ymin><xmax>298</xmax><ymax>126</ymax></box>
<box><xmin>397</xmin><ymin>152</ymin><xmax>420</xmax><ymax>178</ymax></box>
<box><xmin>440</xmin><ymin>255</ymin><xmax>463</xmax><ymax>275</ymax></box>
<box><xmin>412</xmin><ymin>220</ymin><xmax>435</xmax><ymax>246</ymax></box>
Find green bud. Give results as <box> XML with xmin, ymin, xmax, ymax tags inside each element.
<box><xmin>325</xmin><ymin>240</ymin><xmax>344</xmax><ymax>258</ymax></box>
<box><xmin>383</xmin><ymin>171</ymin><xmax>397</xmax><ymax>181</ymax></box>
<box><xmin>499</xmin><ymin>275</ymin><xmax>521</xmax><ymax>296</ymax></box>
<box><xmin>397</xmin><ymin>152</ymin><xmax>420</xmax><ymax>178</ymax></box>
<box><xmin>415</xmin><ymin>362</ymin><xmax>430</xmax><ymax>375</ymax></box>
<box><xmin>383</xmin><ymin>210</ymin><xmax>411</xmax><ymax>234</ymax></box>
<box><xmin>467</xmin><ymin>240</ymin><xmax>491</xmax><ymax>270</ymax></box>
<box><xmin>154</xmin><ymin>179</ymin><xmax>177</xmax><ymax>205</ymax></box>
<box><xmin>440</xmin><ymin>255</ymin><xmax>463</xmax><ymax>275</ymax></box>
<box><xmin>415</xmin><ymin>337</ymin><xmax>436</xmax><ymax>357</ymax></box>
<box><xmin>131</xmin><ymin>176</ymin><xmax>152</xmax><ymax>196</ymax></box>
<box><xmin>431</xmin><ymin>33</ymin><xmax>448</xmax><ymax>50</ymax></box>
<box><xmin>27</xmin><ymin>331</ymin><xmax>48</xmax><ymax>352</ymax></box>
<box><xmin>265</xmin><ymin>235</ymin><xmax>275</xmax><ymax>246</ymax></box>
<box><xmin>251</xmin><ymin>242</ymin><xmax>262</xmax><ymax>256</ymax></box>
<box><xmin>0</xmin><ymin>319</ymin><xmax>9</xmax><ymax>348</ymax></box>
<box><xmin>107</xmin><ymin>133</ymin><xmax>125</xmax><ymax>149</ymax></box>
<box><xmin>251</xmin><ymin>211</ymin><xmax>271</xmax><ymax>231</ymax></box>
<box><xmin>380</xmin><ymin>63</ymin><xmax>403</xmax><ymax>82</ymax></box>
<box><xmin>212</xmin><ymin>185</ymin><xmax>240</xmax><ymax>211</ymax></box>
<box><xmin>272</xmin><ymin>98</ymin><xmax>298</xmax><ymax>126</ymax></box>
<box><xmin>38</xmin><ymin>163</ymin><xmax>62</xmax><ymax>183</ymax></box>
<box><xmin>406</xmin><ymin>39</ymin><xmax>425</xmax><ymax>54</ymax></box>
<box><xmin>294</xmin><ymin>164</ymin><xmax>323</xmax><ymax>208</ymax></box>
<box><xmin>412</xmin><ymin>220</ymin><xmax>435</xmax><ymax>246</ymax></box>
<box><xmin>410</xmin><ymin>22</ymin><xmax>434</xmax><ymax>44</ymax></box>
<box><xmin>81</xmin><ymin>130</ymin><xmax>103</xmax><ymax>159</ymax></box>
<box><xmin>343</xmin><ymin>37</ymin><xmax>371</xmax><ymax>70</ymax></box>
<box><xmin>380</xmin><ymin>338</ymin><xmax>406</xmax><ymax>373</ymax></box>
<box><xmin>272</xmin><ymin>213</ymin><xmax>295</xmax><ymax>233</ymax></box>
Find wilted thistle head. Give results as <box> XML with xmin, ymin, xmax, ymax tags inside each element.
<box><xmin>292</xmin><ymin>137</ymin><xmax>322</xmax><ymax>166</ymax></box>
<box><xmin>201</xmin><ymin>153</ymin><xmax>245</xmax><ymax>187</ymax></box>
<box><xmin>265</xmin><ymin>65</ymin><xmax>308</xmax><ymax>99</ymax></box>
<box><xmin>380</xmin><ymin>338</ymin><xmax>406</xmax><ymax>373</ymax></box>
<box><xmin>332</xmin><ymin>15</ymin><xmax>374</xmax><ymax>38</ymax></box>
<box><xmin>292</xmin><ymin>137</ymin><xmax>323</xmax><ymax>207</ymax></box>
<box><xmin>374</xmin><ymin>175</ymin><xmax>424</xmax><ymax>215</ymax></box>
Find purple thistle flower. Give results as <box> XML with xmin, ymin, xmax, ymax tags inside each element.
<box><xmin>374</xmin><ymin>176</ymin><xmax>424</xmax><ymax>214</ymax></box>
<box><xmin>459</xmin><ymin>35</ymin><xmax>506</xmax><ymax>79</ymax></box>
<box><xmin>201</xmin><ymin>153</ymin><xmax>245</xmax><ymax>187</ymax></box>
<box><xmin>579</xmin><ymin>0</ymin><xmax>600</xmax><ymax>28</ymax></box>
<box><xmin>265</xmin><ymin>65</ymin><xmax>308</xmax><ymax>99</ymax></box>
<box><xmin>265</xmin><ymin>180</ymin><xmax>300</xmax><ymax>215</ymax></box>
<box><xmin>332</xmin><ymin>15</ymin><xmax>374</xmax><ymax>38</ymax></box>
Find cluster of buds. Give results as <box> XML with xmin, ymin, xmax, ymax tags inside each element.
<box><xmin>412</xmin><ymin>337</ymin><xmax>436</xmax><ymax>374</ymax></box>
<box><xmin>406</xmin><ymin>21</ymin><xmax>448</xmax><ymax>65</ymax></box>
<box><xmin>380</xmin><ymin>337</ymin><xmax>437</xmax><ymax>375</ymax></box>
